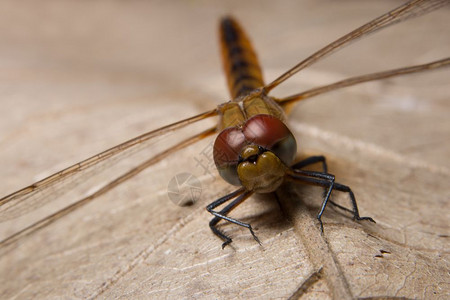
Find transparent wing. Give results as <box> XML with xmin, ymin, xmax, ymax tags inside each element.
<box><xmin>0</xmin><ymin>109</ymin><xmax>218</xmax><ymax>246</ymax></box>
<box><xmin>276</xmin><ymin>58</ymin><xmax>450</xmax><ymax>107</ymax></box>
<box><xmin>264</xmin><ymin>0</ymin><xmax>450</xmax><ymax>92</ymax></box>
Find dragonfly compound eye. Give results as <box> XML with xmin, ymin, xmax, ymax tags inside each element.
<box><xmin>213</xmin><ymin>127</ymin><xmax>246</xmax><ymax>186</ymax></box>
<box><xmin>242</xmin><ymin>115</ymin><xmax>297</xmax><ymax>167</ymax></box>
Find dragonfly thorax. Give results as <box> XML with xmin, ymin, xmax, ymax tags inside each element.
<box><xmin>213</xmin><ymin>114</ymin><xmax>297</xmax><ymax>193</ymax></box>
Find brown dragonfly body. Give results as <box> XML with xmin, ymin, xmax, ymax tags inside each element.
<box><xmin>209</xmin><ymin>17</ymin><xmax>375</xmax><ymax>247</ymax></box>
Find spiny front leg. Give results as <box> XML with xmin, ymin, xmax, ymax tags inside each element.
<box><xmin>206</xmin><ymin>188</ymin><xmax>258</xmax><ymax>248</ymax></box>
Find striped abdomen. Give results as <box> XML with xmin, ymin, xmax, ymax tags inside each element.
<box><xmin>220</xmin><ymin>17</ymin><xmax>264</xmax><ymax>99</ymax></box>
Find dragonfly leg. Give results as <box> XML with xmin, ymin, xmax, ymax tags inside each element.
<box><xmin>287</xmin><ymin>170</ymin><xmax>335</xmax><ymax>232</ymax></box>
<box><xmin>286</xmin><ymin>169</ymin><xmax>375</xmax><ymax>231</ymax></box>
<box><xmin>292</xmin><ymin>155</ymin><xmax>328</xmax><ymax>173</ymax></box>
<box><xmin>331</xmin><ymin>182</ymin><xmax>375</xmax><ymax>223</ymax></box>
<box><xmin>206</xmin><ymin>189</ymin><xmax>257</xmax><ymax>248</ymax></box>
<box><xmin>292</xmin><ymin>155</ymin><xmax>328</xmax><ymax>198</ymax></box>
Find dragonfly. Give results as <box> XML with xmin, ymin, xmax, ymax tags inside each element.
<box><xmin>0</xmin><ymin>0</ymin><xmax>449</xmax><ymax>251</ymax></box>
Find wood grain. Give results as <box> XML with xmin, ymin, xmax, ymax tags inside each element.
<box><xmin>0</xmin><ymin>0</ymin><xmax>449</xmax><ymax>299</ymax></box>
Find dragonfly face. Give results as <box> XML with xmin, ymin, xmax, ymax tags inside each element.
<box><xmin>213</xmin><ymin>113</ymin><xmax>297</xmax><ymax>193</ymax></box>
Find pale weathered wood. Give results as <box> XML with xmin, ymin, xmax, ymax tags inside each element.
<box><xmin>0</xmin><ymin>0</ymin><xmax>449</xmax><ymax>299</ymax></box>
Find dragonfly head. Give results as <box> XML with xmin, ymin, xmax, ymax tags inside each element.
<box><xmin>213</xmin><ymin>114</ymin><xmax>297</xmax><ymax>193</ymax></box>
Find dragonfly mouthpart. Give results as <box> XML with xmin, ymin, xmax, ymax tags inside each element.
<box><xmin>237</xmin><ymin>146</ymin><xmax>288</xmax><ymax>193</ymax></box>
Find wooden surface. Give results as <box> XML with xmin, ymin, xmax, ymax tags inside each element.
<box><xmin>0</xmin><ymin>0</ymin><xmax>449</xmax><ymax>299</ymax></box>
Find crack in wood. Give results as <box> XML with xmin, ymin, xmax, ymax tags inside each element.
<box><xmin>277</xmin><ymin>187</ymin><xmax>354</xmax><ymax>300</ymax></box>
<box><xmin>288</xmin><ymin>267</ymin><xmax>324</xmax><ymax>299</ymax></box>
